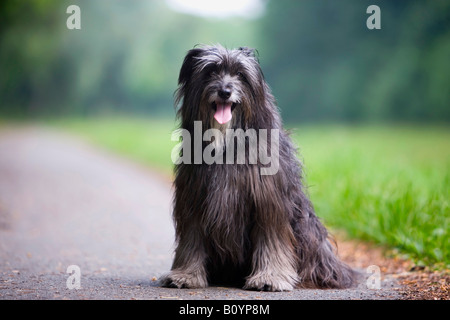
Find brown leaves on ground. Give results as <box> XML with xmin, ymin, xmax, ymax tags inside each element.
<box><xmin>334</xmin><ymin>233</ymin><xmax>449</xmax><ymax>300</ymax></box>
<box><xmin>396</xmin><ymin>270</ymin><xmax>450</xmax><ymax>300</ymax></box>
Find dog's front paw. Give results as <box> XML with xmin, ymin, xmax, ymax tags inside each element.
<box><xmin>160</xmin><ymin>270</ymin><xmax>208</xmax><ymax>289</ymax></box>
<box><xmin>244</xmin><ymin>274</ymin><xmax>297</xmax><ymax>292</ymax></box>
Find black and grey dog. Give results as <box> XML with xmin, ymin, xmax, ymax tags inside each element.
<box><xmin>161</xmin><ymin>45</ymin><xmax>356</xmax><ymax>291</ymax></box>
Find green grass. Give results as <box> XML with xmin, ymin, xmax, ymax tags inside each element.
<box><xmin>53</xmin><ymin>118</ymin><xmax>449</xmax><ymax>266</ymax></box>
<box><xmin>290</xmin><ymin>125</ymin><xmax>449</xmax><ymax>267</ymax></box>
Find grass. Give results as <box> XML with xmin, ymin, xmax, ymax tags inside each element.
<box><xmin>52</xmin><ymin>117</ymin><xmax>449</xmax><ymax>266</ymax></box>
<box><xmin>290</xmin><ymin>125</ymin><xmax>449</xmax><ymax>267</ymax></box>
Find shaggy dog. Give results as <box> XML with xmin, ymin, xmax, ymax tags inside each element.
<box><xmin>161</xmin><ymin>45</ymin><xmax>356</xmax><ymax>291</ymax></box>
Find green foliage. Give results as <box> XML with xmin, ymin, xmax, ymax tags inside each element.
<box><xmin>291</xmin><ymin>125</ymin><xmax>449</xmax><ymax>265</ymax></box>
<box><xmin>1</xmin><ymin>1</ymin><xmax>449</xmax><ymax>122</ymax></box>
<box><xmin>259</xmin><ymin>0</ymin><xmax>450</xmax><ymax>122</ymax></box>
<box><xmin>0</xmin><ymin>0</ymin><xmax>257</xmax><ymax>118</ymax></box>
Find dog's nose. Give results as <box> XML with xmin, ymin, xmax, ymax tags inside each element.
<box><xmin>218</xmin><ymin>88</ymin><xmax>232</xmax><ymax>100</ymax></box>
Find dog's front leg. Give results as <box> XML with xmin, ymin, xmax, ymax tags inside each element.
<box><xmin>244</xmin><ymin>226</ymin><xmax>299</xmax><ymax>292</ymax></box>
<box><xmin>160</xmin><ymin>229</ymin><xmax>208</xmax><ymax>289</ymax></box>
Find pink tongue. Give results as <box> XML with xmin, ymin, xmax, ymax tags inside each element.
<box><xmin>214</xmin><ymin>103</ymin><xmax>233</xmax><ymax>124</ymax></box>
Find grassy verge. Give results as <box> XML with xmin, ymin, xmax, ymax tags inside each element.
<box><xmin>52</xmin><ymin>118</ymin><xmax>449</xmax><ymax>266</ymax></box>
<box><xmin>290</xmin><ymin>125</ymin><xmax>449</xmax><ymax>267</ymax></box>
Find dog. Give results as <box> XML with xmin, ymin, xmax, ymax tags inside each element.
<box><xmin>161</xmin><ymin>45</ymin><xmax>356</xmax><ymax>291</ymax></box>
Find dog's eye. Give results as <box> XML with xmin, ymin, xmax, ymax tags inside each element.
<box><xmin>237</xmin><ymin>71</ymin><xmax>246</xmax><ymax>80</ymax></box>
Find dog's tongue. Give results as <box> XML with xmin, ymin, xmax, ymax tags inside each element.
<box><xmin>214</xmin><ymin>103</ymin><xmax>233</xmax><ymax>124</ymax></box>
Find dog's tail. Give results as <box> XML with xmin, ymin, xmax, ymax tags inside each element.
<box><xmin>300</xmin><ymin>238</ymin><xmax>357</xmax><ymax>289</ymax></box>
<box><xmin>295</xmin><ymin>214</ymin><xmax>358</xmax><ymax>289</ymax></box>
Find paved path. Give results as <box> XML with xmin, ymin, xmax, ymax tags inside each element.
<box><xmin>0</xmin><ymin>126</ymin><xmax>402</xmax><ymax>300</ymax></box>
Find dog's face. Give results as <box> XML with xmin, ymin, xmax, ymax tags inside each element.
<box><xmin>176</xmin><ymin>45</ymin><xmax>271</xmax><ymax>131</ymax></box>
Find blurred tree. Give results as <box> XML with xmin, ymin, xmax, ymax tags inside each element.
<box><xmin>1</xmin><ymin>0</ymin><xmax>448</xmax><ymax>122</ymax></box>
<box><xmin>258</xmin><ymin>0</ymin><xmax>450</xmax><ymax>122</ymax></box>
<box><xmin>0</xmin><ymin>0</ymin><xmax>258</xmax><ymax>118</ymax></box>
<box><xmin>0</xmin><ymin>0</ymin><xmax>65</xmax><ymax>116</ymax></box>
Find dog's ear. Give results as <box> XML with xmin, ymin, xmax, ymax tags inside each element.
<box><xmin>178</xmin><ymin>48</ymin><xmax>204</xmax><ymax>85</ymax></box>
<box><xmin>238</xmin><ymin>47</ymin><xmax>258</xmax><ymax>58</ymax></box>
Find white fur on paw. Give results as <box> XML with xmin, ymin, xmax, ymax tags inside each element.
<box><xmin>160</xmin><ymin>271</ymin><xmax>208</xmax><ymax>289</ymax></box>
<box><xmin>244</xmin><ymin>274</ymin><xmax>296</xmax><ymax>292</ymax></box>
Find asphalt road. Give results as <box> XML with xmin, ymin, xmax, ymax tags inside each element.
<box><xmin>0</xmin><ymin>126</ymin><xmax>402</xmax><ymax>300</ymax></box>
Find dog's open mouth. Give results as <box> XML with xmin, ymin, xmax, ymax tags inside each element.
<box><xmin>212</xmin><ymin>101</ymin><xmax>236</xmax><ymax>124</ymax></box>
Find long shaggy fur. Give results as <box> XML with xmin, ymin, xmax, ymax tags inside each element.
<box><xmin>161</xmin><ymin>45</ymin><xmax>356</xmax><ymax>291</ymax></box>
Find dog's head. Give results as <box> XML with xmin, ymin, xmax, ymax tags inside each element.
<box><xmin>175</xmin><ymin>45</ymin><xmax>276</xmax><ymax>131</ymax></box>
